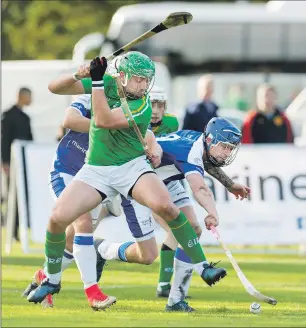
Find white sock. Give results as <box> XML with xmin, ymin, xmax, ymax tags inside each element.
<box><xmin>62</xmin><ymin>249</ymin><xmax>74</xmax><ymax>271</ymax></box>
<box><xmin>43</xmin><ymin>260</ymin><xmax>61</xmax><ymax>285</ymax></box>
<box><xmin>47</xmin><ymin>272</ymin><xmax>62</xmax><ymax>285</ymax></box>
<box><xmin>167</xmin><ymin>258</ymin><xmax>194</xmax><ymax>306</ymax></box>
<box><xmin>194</xmin><ymin>261</ymin><xmax>208</xmax><ymax>276</ymax></box>
<box><xmin>157</xmin><ymin>282</ymin><xmax>171</xmax><ymax>291</ymax></box>
<box><xmin>73</xmin><ymin>233</ymin><xmax>97</xmax><ymax>290</ymax></box>
<box><xmin>98</xmin><ymin>240</ymin><xmax>121</xmax><ymax>260</ymax></box>
<box><xmin>43</xmin><ymin>249</ymin><xmax>74</xmax><ymax>279</ymax></box>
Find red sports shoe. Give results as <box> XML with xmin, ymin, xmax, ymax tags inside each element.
<box><xmin>34</xmin><ymin>269</ymin><xmax>53</xmax><ymax>308</ymax></box>
<box><xmin>85</xmin><ymin>284</ymin><xmax>116</xmax><ymax>311</ymax></box>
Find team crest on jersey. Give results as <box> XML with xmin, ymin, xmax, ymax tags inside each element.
<box><xmin>273</xmin><ymin>116</ymin><xmax>283</xmax><ymax>126</ymax></box>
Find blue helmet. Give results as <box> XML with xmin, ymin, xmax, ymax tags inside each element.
<box><xmin>203</xmin><ymin>117</ymin><xmax>242</xmax><ymax>167</ymax></box>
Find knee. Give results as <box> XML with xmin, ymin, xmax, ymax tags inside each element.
<box><xmin>139</xmin><ymin>246</ymin><xmax>158</xmax><ymax>265</ymax></box>
<box><xmin>140</xmin><ymin>252</ymin><xmax>158</xmax><ymax>265</ymax></box>
<box><xmin>152</xmin><ymin>198</ymin><xmax>177</xmax><ymax>219</ymax></box>
<box><xmin>50</xmin><ymin>207</ymin><xmax>66</xmax><ymax>230</ymax></box>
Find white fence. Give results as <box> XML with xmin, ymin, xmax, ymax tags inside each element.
<box><xmin>5</xmin><ymin>141</ymin><xmax>306</xmax><ymax>254</ymax></box>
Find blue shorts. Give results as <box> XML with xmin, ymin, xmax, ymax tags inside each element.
<box><xmin>120</xmin><ymin>180</ymin><xmax>191</xmax><ymax>241</ymax></box>
<box><xmin>120</xmin><ymin>195</ymin><xmax>155</xmax><ymax>242</ymax></box>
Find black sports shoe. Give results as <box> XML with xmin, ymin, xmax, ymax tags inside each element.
<box><xmin>165</xmin><ymin>300</ymin><xmax>195</xmax><ymax>312</ymax></box>
<box><xmin>201</xmin><ymin>261</ymin><xmax>227</xmax><ymax>286</ymax></box>
<box><xmin>94</xmin><ymin>238</ymin><xmax>107</xmax><ymax>282</ymax></box>
<box><xmin>22</xmin><ymin>281</ymin><xmax>38</xmax><ymax>297</ymax></box>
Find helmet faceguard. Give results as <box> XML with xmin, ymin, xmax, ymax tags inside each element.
<box><xmin>115</xmin><ymin>51</ymin><xmax>155</xmax><ymax>99</ymax></box>
<box><xmin>203</xmin><ymin>117</ymin><xmax>242</xmax><ymax>167</ymax></box>
<box><xmin>149</xmin><ymin>86</ymin><xmax>167</xmax><ymax>126</ymax></box>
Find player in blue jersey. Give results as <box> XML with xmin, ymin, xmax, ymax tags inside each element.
<box><xmin>95</xmin><ymin>117</ymin><xmax>250</xmax><ymax>312</ymax></box>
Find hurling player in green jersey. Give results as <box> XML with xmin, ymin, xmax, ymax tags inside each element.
<box><xmin>148</xmin><ymin>86</ymin><xmax>182</xmax><ymax>297</ymax></box>
<box><xmin>29</xmin><ymin>52</ymin><xmax>220</xmax><ymax>311</ymax></box>
<box><xmin>149</xmin><ymin>86</ymin><xmax>179</xmax><ymax>136</ymax></box>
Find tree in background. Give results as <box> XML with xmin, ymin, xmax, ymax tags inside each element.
<box><xmin>1</xmin><ymin>0</ymin><xmax>139</xmax><ymax>60</ymax></box>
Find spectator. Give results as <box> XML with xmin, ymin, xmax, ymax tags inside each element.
<box><xmin>242</xmin><ymin>83</ymin><xmax>294</xmax><ymax>144</ymax></box>
<box><xmin>182</xmin><ymin>74</ymin><xmax>219</xmax><ymax>132</ymax></box>
<box><xmin>1</xmin><ymin>87</ymin><xmax>33</xmax><ymax>240</ymax></box>
<box><xmin>224</xmin><ymin>83</ymin><xmax>249</xmax><ymax>112</ymax></box>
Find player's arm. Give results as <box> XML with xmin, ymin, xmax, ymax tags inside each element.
<box><xmin>92</xmin><ymin>90</ymin><xmax>129</xmax><ymax>129</ymax></box>
<box><xmin>186</xmin><ymin>173</ymin><xmax>219</xmax><ymax>229</ymax></box>
<box><xmin>186</xmin><ymin>173</ymin><xmax>218</xmax><ymax>217</ymax></box>
<box><xmin>204</xmin><ymin>162</ymin><xmax>234</xmax><ymax>189</ymax></box>
<box><xmin>145</xmin><ymin>130</ymin><xmax>162</xmax><ymax>168</ymax></box>
<box><xmin>204</xmin><ymin>162</ymin><xmax>250</xmax><ymax>200</ymax></box>
<box><xmin>48</xmin><ymin>64</ymin><xmax>90</xmax><ymax>95</ymax></box>
<box><xmin>63</xmin><ymin>107</ymin><xmax>90</xmax><ymax>133</ymax></box>
<box><xmin>90</xmin><ymin>57</ymin><xmax>129</xmax><ymax>129</ymax></box>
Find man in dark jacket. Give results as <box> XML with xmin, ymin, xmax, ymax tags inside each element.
<box><xmin>1</xmin><ymin>87</ymin><xmax>33</xmax><ymax>239</ymax></box>
<box><xmin>242</xmin><ymin>83</ymin><xmax>294</xmax><ymax>144</ymax></box>
<box><xmin>182</xmin><ymin>74</ymin><xmax>219</xmax><ymax>132</ymax></box>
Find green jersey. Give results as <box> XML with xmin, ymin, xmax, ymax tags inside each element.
<box><xmin>151</xmin><ymin>114</ymin><xmax>179</xmax><ymax>137</ymax></box>
<box><xmin>81</xmin><ymin>75</ymin><xmax>152</xmax><ymax>166</ymax></box>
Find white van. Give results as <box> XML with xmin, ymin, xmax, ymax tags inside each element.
<box><xmin>97</xmin><ymin>1</ymin><xmax>306</xmax><ymax>74</ymax></box>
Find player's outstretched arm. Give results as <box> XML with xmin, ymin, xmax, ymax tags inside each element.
<box><xmin>186</xmin><ymin>173</ymin><xmax>219</xmax><ymax>229</ymax></box>
<box><xmin>204</xmin><ymin>162</ymin><xmax>250</xmax><ymax>200</ymax></box>
<box><xmin>90</xmin><ymin>57</ymin><xmax>129</xmax><ymax>129</ymax></box>
<box><xmin>204</xmin><ymin>162</ymin><xmax>234</xmax><ymax>189</ymax></box>
<box><xmin>48</xmin><ymin>64</ymin><xmax>89</xmax><ymax>95</ymax></box>
<box><xmin>63</xmin><ymin>107</ymin><xmax>90</xmax><ymax>133</ymax></box>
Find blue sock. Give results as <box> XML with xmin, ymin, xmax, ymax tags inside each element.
<box><xmin>175</xmin><ymin>247</ymin><xmax>192</xmax><ymax>264</ymax></box>
<box><xmin>118</xmin><ymin>241</ymin><xmax>135</xmax><ymax>262</ymax></box>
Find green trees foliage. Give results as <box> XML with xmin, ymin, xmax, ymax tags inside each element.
<box><xmin>1</xmin><ymin>0</ymin><xmax>138</xmax><ymax>60</ymax></box>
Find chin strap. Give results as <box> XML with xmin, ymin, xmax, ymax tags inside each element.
<box><xmin>150</xmin><ymin>120</ymin><xmax>162</xmax><ymax>128</ymax></box>
<box><xmin>203</xmin><ymin>137</ymin><xmax>222</xmax><ymax>167</ymax></box>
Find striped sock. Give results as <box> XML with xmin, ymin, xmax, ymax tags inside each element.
<box><xmin>73</xmin><ymin>233</ymin><xmax>97</xmax><ymax>289</ymax></box>
<box><xmin>45</xmin><ymin>230</ymin><xmax>66</xmax><ymax>284</ymax></box>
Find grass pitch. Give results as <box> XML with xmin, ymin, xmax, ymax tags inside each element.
<box><xmin>2</xmin><ymin>232</ymin><xmax>306</xmax><ymax>327</ymax></box>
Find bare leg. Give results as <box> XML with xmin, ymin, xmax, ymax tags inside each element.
<box><xmin>125</xmin><ymin>237</ymin><xmax>158</xmax><ymax>264</ymax></box>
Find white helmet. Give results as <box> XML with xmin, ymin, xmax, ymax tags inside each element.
<box><xmin>149</xmin><ymin>86</ymin><xmax>167</xmax><ymax>102</ymax></box>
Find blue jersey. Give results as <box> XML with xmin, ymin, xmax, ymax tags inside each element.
<box><xmin>155</xmin><ymin>130</ymin><xmax>205</xmax><ymax>183</ymax></box>
<box><xmin>52</xmin><ymin>95</ymin><xmax>91</xmax><ymax>176</ymax></box>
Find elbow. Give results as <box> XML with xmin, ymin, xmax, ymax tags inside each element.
<box><xmin>48</xmin><ymin>82</ymin><xmax>55</xmax><ymax>93</ymax></box>
<box><xmin>62</xmin><ymin>117</ymin><xmax>71</xmax><ymax>130</ymax></box>
<box><xmin>94</xmin><ymin>118</ymin><xmax>109</xmax><ymax>129</ymax></box>
<box><xmin>48</xmin><ymin>82</ymin><xmax>64</xmax><ymax>95</ymax></box>
<box><xmin>48</xmin><ymin>83</ymin><xmax>59</xmax><ymax>94</ymax></box>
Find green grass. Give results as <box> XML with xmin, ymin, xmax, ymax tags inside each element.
<box><xmin>2</xmin><ymin>231</ymin><xmax>306</xmax><ymax>327</ymax></box>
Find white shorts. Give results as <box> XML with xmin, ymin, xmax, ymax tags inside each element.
<box><xmin>120</xmin><ymin>180</ymin><xmax>191</xmax><ymax>241</ymax></box>
<box><xmin>73</xmin><ymin>155</ymin><xmax>154</xmax><ymax>202</ymax></box>
<box><xmin>49</xmin><ymin>170</ymin><xmax>102</xmax><ymax>222</ymax></box>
